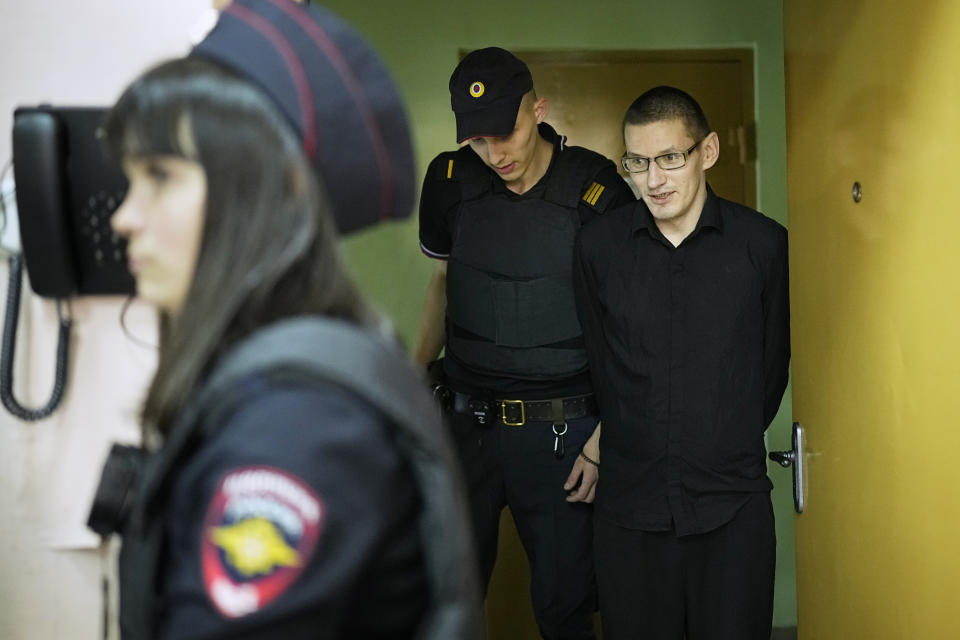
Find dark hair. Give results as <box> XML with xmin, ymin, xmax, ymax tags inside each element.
<box><xmin>622</xmin><ymin>86</ymin><xmax>711</xmax><ymax>141</ymax></box>
<box><xmin>103</xmin><ymin>57</ymin><xmax>376</xmax><ymax>439</ymax></box>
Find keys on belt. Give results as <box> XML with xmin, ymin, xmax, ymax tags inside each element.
<box><xmin>451</xmin><ymin>393</ymin><xmax>595</xmax><ymax>459</ymax></box>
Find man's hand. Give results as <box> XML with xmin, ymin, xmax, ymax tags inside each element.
<box><xmin>563</xmin><ymin>422</ymin><xmax>601</xmax><ymax>503</ymax></box>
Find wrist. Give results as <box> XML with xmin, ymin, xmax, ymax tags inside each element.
<box><xmin>582</xmin><ymin>435</ymin><xmax>600</xmax><ymax>459</ymax></box>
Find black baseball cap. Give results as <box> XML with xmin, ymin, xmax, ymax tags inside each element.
<box><xmin>449</xmin><ymin>47</ymin><xmax>533</xmax><ymax>143</ymax></box>
<box><xmin>192</xmin><ymin>0</ymin><xmax>415</xmax><ymax>235</ymax></box>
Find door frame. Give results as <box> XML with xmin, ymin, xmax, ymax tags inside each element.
<box><xmin>512</xmin><ymin>48</ymin><xmax>757</xmax><ymax>209</ymax></box>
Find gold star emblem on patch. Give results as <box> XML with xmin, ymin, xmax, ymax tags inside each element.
<box><xmin>211</xmin><ymin>517</ymin><xmax>301</xmax><ymax>577</ymax></box>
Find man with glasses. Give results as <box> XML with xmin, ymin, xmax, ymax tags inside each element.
<box><xmin>573</xmin><ymin>86</ymin><xmax>790</xmax><ymax>639</ymax></box>
<box><xmin>415</xmin><ymin>47</ymin><xmax>635</xmax><ymax>639</ymax></box>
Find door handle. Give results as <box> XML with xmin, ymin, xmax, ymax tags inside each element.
<box><xmin>769</xmin><ymin>421</ymin><xmax>806</xmax><ymax>513</ymax></box>
<box><xmin>769</xmin><ymin>450</ymin><xmax>795</xmax><ymax>468</ymax></box>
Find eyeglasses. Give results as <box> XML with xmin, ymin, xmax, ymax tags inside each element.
<box><xmin>620</xmin><ymin>140</ymin><xmax>702</xmax><ymax>173</ymax></box>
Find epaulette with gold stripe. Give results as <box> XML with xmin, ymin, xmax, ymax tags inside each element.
<box><xmin>582</xmin><ymin>181</ymin><xmax>605</xmax><ymax>205</ymax></box>
<box><xmin>430</xmin><ymin>151</ymin><xmax>463</xmax><ymax>181</ymax></box>
<box><xmin>580</xmin><ymin>180</ymin><xmax>616</xmax><ymax>212</ymax></box>
<box><xmin>431</xmin><ymin>149</ymin><xmax>493</xmax><ymax>202</ymax></box>
<box><xmin>434</xmin><ymin>149</ymin><xmax>484</xmax><ymax>183</ymax></box>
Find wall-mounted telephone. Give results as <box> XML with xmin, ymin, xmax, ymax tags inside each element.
<box><xmin>12</xmin><ymin>106</ymin><xmax>134</xmax><ymax>298</ymax></box>
<box><xmin>2</xmin><ymin>106</ymin><xmax>134</xmax><ymax>421</ymax></box>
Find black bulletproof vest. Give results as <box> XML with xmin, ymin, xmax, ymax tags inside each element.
<box><xmin>445</xmin><ymin>146</ymin><xmax>607</xmax><ymax>380</ymax></box>
<box><xmin>116</xmin><ymin>317</ymin><xmax>482</xmax><ymax>640</ymax></box>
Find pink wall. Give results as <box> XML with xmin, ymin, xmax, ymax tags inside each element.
<box><xmin>0</xmin><ymin>2</ymin><xmax>212</xmax><ymax>637</ymax></box>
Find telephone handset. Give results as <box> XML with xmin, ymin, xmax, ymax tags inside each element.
<box><xmin>12</xmin><ymin>106</ymin><xmax>134</xmax><ymax>298</ymax></box>
<box><xmin>2</xmin><ymin>106</ymin><xmax>134</xmax><ymax>421</ymax></box>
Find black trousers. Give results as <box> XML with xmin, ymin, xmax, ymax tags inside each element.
<box><xmin>447</xmin><ymin>408</ymin><xmax>598</xmax><ymax>640</ymax></box>
<box><xmin>594</xmin><ymin>492</ymin><xmax>776</xmax><ymax>640</ymax></box>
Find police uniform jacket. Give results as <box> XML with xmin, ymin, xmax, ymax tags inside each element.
<box><xmin>115</xmin><ymin>318</ymin><xmax>481</xmax><ymax>639</ymax></box>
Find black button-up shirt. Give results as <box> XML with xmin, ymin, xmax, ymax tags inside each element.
<box><xmin>573</xmin><ymin>190</ymin><xmax>790</xmax><ymax>535</ymax></box>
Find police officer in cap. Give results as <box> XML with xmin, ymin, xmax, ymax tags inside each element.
<box><xmin>87</xmin><ymin>1</ymin><xmax>481</xmax><ymax>638</ymax></box>
<box><xmin>414</xmin><ymin>47</ymin><xmax>635</xmax><ymax>639</ymax></box>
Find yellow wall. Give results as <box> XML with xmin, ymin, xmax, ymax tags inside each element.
<box><xmin>786</xmin><ymin>0</ymin><xmax>960</xmax><ymax>636</ymax></box>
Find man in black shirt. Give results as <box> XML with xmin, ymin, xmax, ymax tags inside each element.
<box><xmin>573</xmin><ymin>86</ymin><xmax>790</xmax><ymax>639</ymax></box>
<box><xmin>415</xmin><ymin>47</ymin><xmax>635</xmax><ymax>639</ymax></box>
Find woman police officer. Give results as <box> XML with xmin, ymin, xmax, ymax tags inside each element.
<box><xmin>88</xmin><ymin>1</ymin><xmax>480</xmax><ymax>638</ymax></box>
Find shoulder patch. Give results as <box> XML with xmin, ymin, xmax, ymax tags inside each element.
<box><xmin>202</xmin><ymin>466</ymin><xmax>324</xmax><ymax>618</ymax></box>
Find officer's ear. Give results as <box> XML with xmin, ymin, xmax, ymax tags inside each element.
<box><xmin>532</xmin><ymin>96</ymin><xmax>549</xmax><ymax>124</ymax></box>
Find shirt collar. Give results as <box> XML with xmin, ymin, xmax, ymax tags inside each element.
<box><xmin>631</xmin><ymin>183</ymin><xmax>723</xmax><ymax>236</ymax></box>
<box><xmin>538</xmin><ymin>121</ymin><xmax>565</xmax><ymax>151</ymax></box>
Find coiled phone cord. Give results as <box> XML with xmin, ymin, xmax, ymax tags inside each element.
<box><xmin>0</xmin><ymin>252</ymin><xmax>71</xmax><ymax>420</ymax></box>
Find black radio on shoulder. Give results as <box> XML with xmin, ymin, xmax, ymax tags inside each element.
<box><xmin>87</xmin><ymin>443</ymin><xmax>145</xmax><ymax>537</ymax></box>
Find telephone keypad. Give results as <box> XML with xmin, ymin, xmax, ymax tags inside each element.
<box><xmin>80</xmin><ymin>188</ymin><xmax>127</xmax><ymax>267</ymax></box>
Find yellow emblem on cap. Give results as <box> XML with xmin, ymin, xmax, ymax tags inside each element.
<box><xmin>469</xmin><ymin>82</ymin><xmax>485</xmax><ymax>98</ymax></box>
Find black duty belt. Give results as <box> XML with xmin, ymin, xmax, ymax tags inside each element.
<box><xmin>452</xmin><ymin>391</ymin><xmax>596</xmax><ymax>426</ymax></box>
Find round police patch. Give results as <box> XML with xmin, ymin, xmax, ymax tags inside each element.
<box><xmin>469</xmin><ymin>81</ymin><xmax>485</xmax><ymax>98</ymax></box>
<box><xmin>202</xmin><ymin>466</ymin><xmax>324</xmax><ymax>618</ymax></box>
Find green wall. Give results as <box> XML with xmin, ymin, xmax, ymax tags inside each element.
<box><xmin>328</xmin><ymin>0</ymin><xmax>796</xmax><ymax>627</ymax></box>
